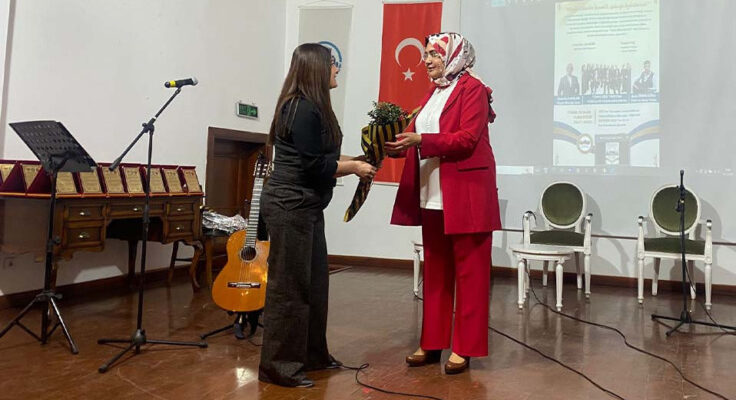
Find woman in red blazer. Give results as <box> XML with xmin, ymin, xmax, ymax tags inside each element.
<box><xmin>386</xmin><ymin>32</ymin><xmax>501</xmax><ymax>375</ymax></box>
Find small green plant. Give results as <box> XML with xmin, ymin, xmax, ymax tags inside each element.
<box><xmin>367</xmin><ymin>101</ymin><xmax>408</xmax><ymax>126</ymax></box>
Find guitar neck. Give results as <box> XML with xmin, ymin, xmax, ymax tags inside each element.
<box><xmin>244</xmin><ymin>177</ymin><xmax>264</xmax><ymax>246</ymax></box>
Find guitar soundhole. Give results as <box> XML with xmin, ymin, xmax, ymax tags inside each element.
<box><xmin>240</xmin><ymin>246</ymin><xmax>257</xmax><ymax>262</ymax></box>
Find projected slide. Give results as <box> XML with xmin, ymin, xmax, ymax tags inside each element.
<box><xmin>553</xmin><ymin>0</ymin><xmax>659</xmax><ymax>168</ymax></box>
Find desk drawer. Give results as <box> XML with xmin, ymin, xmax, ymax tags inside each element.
<box><xmin>66</xmin><ymin>204</ymin><xmax>105</xmax><ymax>221</ymax></box>
<box><xmin>65</xmin><ymin>225</ymin><xmax>104</xmax><ymax>248</ymax></box>
<box><xmin>167</xmin><ymin>201</ymin><xmax>196</xmax><ymax>216</ymax></box>
<box><xmin>166</xmin><ymin>218</ymin><xmax>194</xmax><ymax>239</ymax></box>
<box><xmin>109</xmin><ymin>202</ymin><xmax>165</xmax><ymax>218</ymax></box>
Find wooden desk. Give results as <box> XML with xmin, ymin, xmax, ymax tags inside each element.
<box><xmin>0</xmin><ymin>193</ymin><xmax>203</xmax><ymax>289</ymax></box>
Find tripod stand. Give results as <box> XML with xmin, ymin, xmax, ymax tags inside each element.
<box><xmin>0</xmin><ymin>121</ymin><xmax>98</xmax><ymax>354</ymax></box>
<box><xmin>97</xmin><ymin>86</ymin><xmax>207</xmax><ymax>373</ymax></box>
<box><xmin>651</xmin><ymin>170</ymin><xmax>736</xmax><ymax>336</ymax></box>
<box><xmin>200</xmin><ymin>310</ymin><xmax>262</xmax><ymax>341</ymax></box>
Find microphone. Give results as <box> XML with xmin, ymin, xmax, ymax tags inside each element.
<box><xmin>164</xmin><ymin>77</ymin><xmax>198</xmax><ymax>88</ymax></box>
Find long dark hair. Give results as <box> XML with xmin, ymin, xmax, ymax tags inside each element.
<box><xmin>268</xmin><ymin>43</ymin><xmax>340</xmax><ymax>145</ymax></box>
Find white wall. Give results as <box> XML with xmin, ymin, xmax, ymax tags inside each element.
<box><xmin>0</xmin><ymin>0</ymin><xmax>286</xmax><ymax>295</ymax></box>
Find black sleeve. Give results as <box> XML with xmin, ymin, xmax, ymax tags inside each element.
<box><xmin>289</xmin><ymin>99</ymin><xmax>338</xmax><ymax>182</ymax></box>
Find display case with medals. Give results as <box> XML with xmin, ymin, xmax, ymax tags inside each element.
<box><xmin>0</xmin><ymin>160</ymin><xmax>24</xmax><ymax>193</ymax></box>
<box><xmin>98</xmin><ymin>163</ymin><xmax>126</xmax><ymax>195</ymax></box>
<box><xmin>178</xmin><ymin>166</ymin><xmax>202</xmax><ymax>194</ymax></box>
<box><xmin>162</xmin><ymin>167</ymin><xmax>184</xmax><ymax>194</ymax></box>
<box><xmin>142</xmin><ymin>165</ymin><xmax>168</xmax><ymax>195</ymax></box>
<box><xmin>120</xmin><ymin>164</ymin><xmax>145</xmax><ymax>196</ymax></box>
<box><xmin>78</xmin><ymin>168</ymin><xmax>104</xmax><ymax>195</ymax></box>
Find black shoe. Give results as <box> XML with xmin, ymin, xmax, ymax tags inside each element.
<box><xmin>296</xmin><ymin>378</ymin><xmax>314</xmax><ymax>388</ymax></box>
<box><xmin>305</xmin><ymin>354</ymin><xmax>342</xmax><ymax>371</ymax></box>
<box><xmin>325</xmin><ymin>355</ymin><xmax>342</xmax><ymax>369</ymax></box>
<box><xmin>258</xmin><ymin>371</ymin><xmax>314</xmax><ymax>388</ymax></box>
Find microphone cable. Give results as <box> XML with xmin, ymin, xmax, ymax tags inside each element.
<box><xmin>249</xmin><ymin>262</ymin><xmax>731</xmax><ymax>399</ymax></box>
<box><xmin>340</xmin><ymin>362</ymin><xmax>445</xmax><ymax>400</ymax></box>
<box><xmin>339</xmin><ymin>274</ymin><xmax>446</xmax><ymax>400</ymax></box>
<box><xmin>413</xmin><ymin>289</ymin><xmax>625</xmax><ymax>399</ymax></box>
<box><xmin>519</xmin><ymin>213</ymin><xmax>732</xmax><ymax>399</ymax></box>
<box><xmin>244</xmin><ymin>267</ymin><xmax>448</xmax><ymax>399</ymax></box>
<box><xmin>521</xmin><ymin>267</ymin><xmax>733</xmax><ymax>400</ymax></box>
<box><xmin>415</xmin><ymin>253</ymin><xmax>623</xmax><ymax>398</ymax></box>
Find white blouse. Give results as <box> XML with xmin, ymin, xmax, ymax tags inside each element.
<box><xmin>414</xmin><ymin>79</ymin><xmax>459</xmax><ymax>210</ymax></box>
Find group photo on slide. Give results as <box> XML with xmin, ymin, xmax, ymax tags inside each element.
<box><xmin>0</xmin><ymin>0</ymin><xmax>735</xmax><ymax>399</ymax></box>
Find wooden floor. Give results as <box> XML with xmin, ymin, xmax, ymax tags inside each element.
<box><xmin>1</xmin><ymin>266</ymin><xmax>735</xmax><ymax>400</ymax></box>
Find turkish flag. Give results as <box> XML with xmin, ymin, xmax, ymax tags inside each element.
<box><xmin>374</xmin><ymin>2</ymin><xmax>442</xmax><ymax>183</ymax></box>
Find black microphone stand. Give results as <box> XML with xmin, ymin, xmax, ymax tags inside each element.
<box><xmin>97</xmin><ymin>86</ymin><xmax>207</xmax><ymax>373</ymax></box>
<box><xmin>651</xmin><ymin>170</ymin><xmax>736</xmax><ymax>336</ymax></box>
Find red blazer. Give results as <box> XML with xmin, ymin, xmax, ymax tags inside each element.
<box><xmin>390</xmin><ymin>73</ymin><xmax>502</xmax><ymax>235</ymax></box>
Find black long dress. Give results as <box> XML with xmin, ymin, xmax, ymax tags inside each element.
<box><xmin>258</xmin><ymin>97</ymin><xmax>341</xmax><ymax>386</ymax></box>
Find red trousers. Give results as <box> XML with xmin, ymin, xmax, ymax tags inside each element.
<box><xmin>420</xmin><ymin>209</ymin><xmax>492</xmax><ymax>357</ymax></box>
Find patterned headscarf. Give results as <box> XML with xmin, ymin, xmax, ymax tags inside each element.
<box><xmin>426</xmin><ymin>32</ymin><xmax>496</xmax><ymax>122</ymax></box>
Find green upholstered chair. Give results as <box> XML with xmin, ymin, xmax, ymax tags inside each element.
<box><xmin>637</xmin><ymin>185</ymin><xmax>713</xmax><ymax>309</ymax></box>
<box><xmin>523</xmin><ymin>182</ymin><xmax>593</xmax><ymax>297</ymax></box>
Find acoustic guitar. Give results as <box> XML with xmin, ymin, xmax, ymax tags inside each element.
<box><xmin>212</xmin><ymin>156</ymin><xmax>270</xmax><ymax>313</ymax></box>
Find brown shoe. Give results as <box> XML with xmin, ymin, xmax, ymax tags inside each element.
<box><xmin>444</xmin><ymin>356</ymin><xmax>470</xmax><ymax>375</ymax></box>
<box><xmin>405</xmin><ymin>350</ymin><xmax>442</xmax><ymax>367</ymax></box>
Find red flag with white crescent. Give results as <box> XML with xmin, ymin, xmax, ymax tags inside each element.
<box><xmin>374</xmin><ymin>2</ymin><xmax>442</xmax><ymax>183</ymax></box>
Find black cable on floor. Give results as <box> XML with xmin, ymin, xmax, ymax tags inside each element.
<box><xmin>340</xmin><ymin>363</ymin><xmax>445</xmax><ymax>400</ymax></box>
<box><xmin>486</xmin><ymin>324</ymin><xmax>625</xmax><ymax>399</ymax></box>
<box><xmin>347</xmin><ymin>249</ymin><xmax>730</xmax><ymax>398</ymax></box>
<box><xmin>250</xmin><ymin>271</ymin><xmax>445</xmax><ymax>399</ymax></box>
<box><xmin>414</xmin><ymin>292</ymin><xmax>624</xmax><ymax>400</ymax></box>
<box><xmin>524</xmin><ymin>275</ymin><xmax>732</xmax><ymax>400</ymax></box>
<box><xmin>397</xmin><ymin>264</ymin><xmax>728</xmax><ymax>398</ymax></box>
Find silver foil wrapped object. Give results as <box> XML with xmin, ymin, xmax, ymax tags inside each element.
<box><xmin>202</xmin><ymin>210</ymin><xmax>247</xmax><ymax>234</ymax></box>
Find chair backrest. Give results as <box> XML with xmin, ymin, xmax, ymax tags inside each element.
<box><xmin>540</xmin><ymin>181</ymin><xmax>585</xmax><ymax>229</ymax></box>
<box><xmin>650</xmin><ymin>185</ymin><xmax>700</xmax><ymax>236</ymax></box>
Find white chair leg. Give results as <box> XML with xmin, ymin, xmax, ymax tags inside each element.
<box><xmin>517</xmin><ymin>259</ymin><xmax>525</xmax><ymax>309</ymax></box>
<box><xmin>637</xmin><ymin>257</ymin><xmax>644</xmax><ymax>304</ymax></box>
<box><xmin>652</xmin><ymin>258</ymin><xmax>660</xmax><ymax>296</ymax></box>
<box><xmin>556</xmin><ymin>261</ymin><xmax>564</xmax><ymax>311</ymax></box>
<box><xmin>575</xmin><ymin>253</ymin><xmax>582</xmax><ymax>290</ymax></box>
<box><xmin>524</xmin><ymin>263</ymin><xmax>530</xmax><ymax>298</ymax></box>
<box><xmin>705</xmin><ymin>262</ymin><xmax>712</xmax><ymax>310</ymax></box>
<box><xmin>687</xmin><ymin>260</ymin><xmax>696</xmax><ymax>300</ymax></box>
<box><xmin>584</xmin><ymin>253</ymin><xmax>591</xmax><ymax>298</ymax></box>
<box><xmin>413</xmin><ymin>247</ymin><xmax>421</xmax><ymax>296</ymax></box>
<box><xmin>542</xmin><ymin>261</ymin><xmax>549</xmax><ymax>287</ymax></box>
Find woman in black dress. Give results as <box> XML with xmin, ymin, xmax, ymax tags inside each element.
<box><xmin>258</xmin><ymin>43</ymin><xmax>375</xmax><ymax>388</ymax></box>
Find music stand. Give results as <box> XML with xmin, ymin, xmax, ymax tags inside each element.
<box><xmin>0</xmin><ymin>120</ymin><xmax>97</xmax><ymax>355</ymax></box>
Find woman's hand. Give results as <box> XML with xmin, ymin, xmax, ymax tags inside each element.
<box><xmin>385</xmin><ymin>132</ymin><xmax>422</xmax><ymax>153</ymax></box>
<box><xmin>340</xmin><ymin>154</ymin><xmax>367</xmax><ymax>162</ymax></box>
<box><xmin>352</xmin><ymin>160</ymin><xmax>377</xmax><ymax>180</ymax></box>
